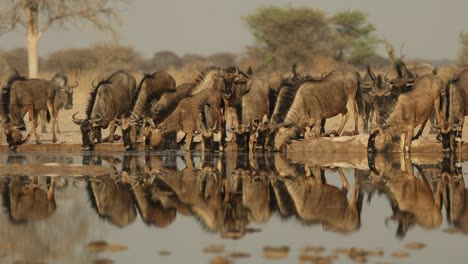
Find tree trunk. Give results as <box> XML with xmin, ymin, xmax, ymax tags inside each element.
<box><xmin>27</xmin><ymin>33</ymin><xmax>39</xmax><ymax>78</ymax></box>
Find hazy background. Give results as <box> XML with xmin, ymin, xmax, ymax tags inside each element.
<box><xmin>1</xmin><ymin>0</ymin><xmax>467</xmax><ymax>61</ymax></box>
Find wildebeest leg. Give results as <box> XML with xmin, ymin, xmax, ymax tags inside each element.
<box><xmin>248</xmin><ymin>132</ymin><xmax>256</xmax><ymax>152</ymax></box>
<box><xmin>337</xmin><ymin>111</ymin><xmax>350</xmax><ymax>136</ymax></box>
<box><xmin>108</xmin><ymin>120</ymin><xmax>116</xmax><ymax>143</ymax></box>
<box><xmin>26</xmin><ymin>106</ymin><xmax>41</xmax><ymax>144</ymax></box>
<box><xmin>348</xmin><ymin>97</ymin><xmax>359</xmax><ymax>135</ymax></box>
<box><xmin>434</xmin><ymin>96</ymin><xmax>443</xmax><ymax>127</ymax></box>
<box><xmin>305</xmin><ymin>126</ymin><xmax>312</xmax><ymax>138</ymax></box>
<box><xmin>412</xmin><ymin>120</ymin><xmax>427</xmax><ymax>141</ymax></box>
<box><xmin>39</xmin><ymin>111</ymin><xmax>47</xmax><ymax>133</ymax></box>
<box><xmin>47</xmin><ymin>98</ymin><xmax>57</xmax><ymax>143</ymax></box>
<box><xmin>429</xmin><ymin>111</ymin><xmax>438</xmax><ymax>134</ymax></box>
<box><xmin>320</xmin><ymin>119</ymin><xmax>326</xmax><ymax>135</ymax></box>
<box><xmin>219</xmin><ymin>116</ymin><xmax>225</xmax><ymax>152</ymax></box>
<box><xmin>455</xmin><ymin>120</ymin><xmax>464</xmax><ymax>152</ymax></box>
<box><xmin>55</xmin><ymin>111</ymin><xmax>61</xmax><ymax>134</ymax></box>
<box><xmin>200</xmin><ymin>135</ymin><xmax>206</xmax><ymax>152</ymax></box>
<box><xmin>406</xmin><ymin>127</ymin><xmax>414</xmax><ymax>153</ymax></box>
<box><xmin>314</xmin><ymin>119</ymin><xmax>322</xmax><ymax>138</ymax></box>
<box><xmin>337</xmin><ymin>168</ymin><xmax>350</xmax><ymax>193</ymax></box>
<box><xmin>185</xmin><ymin>131</ymin><xmax>193</xmax><ymax>152</ymax></box>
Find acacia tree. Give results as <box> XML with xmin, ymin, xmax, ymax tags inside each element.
<box><xmin>330</xmin><ymin>10</ymin><xmax>377</xmax><ymax>64</ymax></box>
<box><xmin>0</xmin><ymin>0</ymin><xmax>126</xmax><ymax>77</ymax></box>
<box><xmin>244</xmin><ymin>6</ymin><xmax>332</xmax><ymax>69</ymax></box>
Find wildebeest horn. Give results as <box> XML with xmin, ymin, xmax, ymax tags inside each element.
<box><xmin>220</xmin><ymin>67</ymin><xmax>224</xmax><ymax>76</ymax></box>
<box><xmin>292</xmin><ymin>64</ymin><xmax>297</xmax><ymax>77</ymax></box>
<box><xmin>90</xmin><ymin>115</ymin><xmax>103</xmax><ymax>124</ymax></box>
<box><xmin>245</xmin><ymin>122</ymin><xmax>250</xmax><ymax>129</ymax></box>
<box><xmin>366</xmin><ymin>65</ymin><xmax>376</xmax><ymax>81</ymax></box>
<box><xmin>197</xmin><ymin>117</ymin><xmax>204</xmax><ymax>132</ymax></box>
<box><xmin>72</xmin><ymin>112</ymin><xmax>85</xmax><ymax>125</ymax></box>
<box><xmin>91</xmin><ymin>79</ymin><xmax>98</xmax><ymax>88</ymax></box>
<box><xmin>212</xmin><ymin>120</ymin><xmax>217</xmax><ymax>130</ymax></box>
<box><xmin>148</xmin><ymin>118</ymin><xmax>156</xmax><ymax>128</ymax></box>
<box><xmin>156</xmin><ymin>126</ymin><xmax>166</xmax><ymax>132</ymax></box>
<box><xmin>252</xmin><ymin>119</ymin><xmax>260</xmax><ymax>127</ymax></box>
<box><xmin>235</xmin><ymin>66</ymin><xmax>239</xmax><ymax>75</ymax></box>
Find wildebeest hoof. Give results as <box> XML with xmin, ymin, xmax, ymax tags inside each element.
<box><xmin>35</xmin><ymin>141</ymin><xmax>41</xmax><ymax>145</ymax></box>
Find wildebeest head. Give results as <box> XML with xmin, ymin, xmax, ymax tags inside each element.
<box><xmin>2</xmin><ymin>122</ymin><xmax>24</xmax><ymax>150</ymax></box>
<box><xmin>233</xmin><ymin>123</ymin><xmax>251</xmax><ymax>151</ymax></box>
<box><xmin>119</xmin><ymin>114</ymin><xmax>144</xmax><ymax>151</ymax></box>
<box><xmin>50</xmin><ymin>73</ymin><xmax>77</xmax><ymax>110</ymax></box>
<box><xmin>273</xmin><ymin>124</ymin><xmax>296</xmax><ymax>152</ymax></box>
<box><xmin>225</xmin><ymin>66</ymin><xmax>251</xmax><ymax>102</ymax></box>
<box><xmin>147</xmin><ymin>126</ymin><xmax>166</xmax><ymax>150</ymax></box>
<box><xmin>197</xmin><ymin>115</ymin><xmax>217</xmax><ymax>152</ymax></box>
<box><xmin>367</xmin><ymin>127</ymin><xmax>399</xmax><ymax>153</ymax></box>
<box><xmin>62</xmin><ymin>81</ymin><xmax>78</xmax><ymax>110</ymax></box>
<box><xmin>72</xmin><ymin>112</ymin><xmax>107</xmax><ymax>150</ymax></box>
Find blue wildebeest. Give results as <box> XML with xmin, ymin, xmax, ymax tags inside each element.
<box><xmin>367</xmin><ymin>74</ymin><xmax>444</xmax><ymax>153</ymax></box>
<box><xmin>39</xmin><ymin>73</ymin><xmax>79</xmax><ymax>134</ymax></box>
<box><xmin>261</xmin><ymin>66</ymin><xmax>327</xmax><ymax>152</ymax></box>
<box><xmin>6</xmin><ymin>71</ymin><xmax>58</xmax><ymax>144</ymax></box>
<box><xmin>222</xmin><ymin>66</ymin><xmax>278</xmax><ymax>151</ymax></box>
<box><xmin>274</xmin><ymin>69</ymin><xmax>361</xmax><ymax>152</ymax></box>
<box><xmin>72</xmin><ymin>70</ymin><xmax>137</xmax><ymax>150</ymax></box>
<box><xmin>439</xmin><ymin>68</ymin><xmax>468</xmax><ymax>152</ymax></box>
<box><xmin>148</xmin><ymin>67</ymin><xmax>229</xmax><ymax>151</ymax></box>
<box><xmin>120</xmin><ymin>71</ymin><xmax>176</xmax><ymax>151</ymax></box>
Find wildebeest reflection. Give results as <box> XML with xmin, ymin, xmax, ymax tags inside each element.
<box><xmin>280</xmin><ymin>165</ymin><xmax>362</xmax><ymax>233</ymax></box>
<box><xmin>1</xmin><ymin>176</ymin><xmax>56</xmax><ymax>223</ymax></box>
<box><xmin>440</xmin><ymin>154</ymin><xmax>468</xmax><ymax>234</ymax></box>
<box><xmin>369</xmin><ymin>154</ymin><xmax>442</xmax><ymax>238</ymax></box>
<box><xmin>120</xmin><ymin>154</ymin><xmax>177</xmax><ymax>227</ymax></box>
<box><xmin>87</xmin><ymin>176</ymin><xmax>137</xmax><ymax>227</ymax></box>
<box><xmin>156</xmin><ymin>153</ymin><xmax>248</xmax><ymax>234</ymax></box>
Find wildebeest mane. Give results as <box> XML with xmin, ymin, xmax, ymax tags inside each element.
<box><xmin>86</xmin><ymin>70</ymin><xmax>127</xmax><ymax>119</ymax></box>
<box><xmin>271</xmin><ymin>85</ymin><xmax>300</xmax><ymax>124</ymax></box>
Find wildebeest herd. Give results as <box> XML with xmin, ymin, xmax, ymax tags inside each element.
<box><xmin>1</xmin><ymin>60</ymin><xmax>468</xmax><ymax>153</ymax></box>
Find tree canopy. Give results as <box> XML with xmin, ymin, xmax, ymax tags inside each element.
<box><xmin>243</xmin><ymin>6</ymin><xmax>378</xmax><ymax>69</ymax></box>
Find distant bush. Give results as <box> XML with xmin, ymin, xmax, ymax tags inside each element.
<box><xmin>44</xmin><ymin>43</ymin><xmax>142</xmax><ymax>73</ymax></box>
<box><xmin>0</xmin><ymin>48</ymin><xmax>42</xmax><ymax>75</ymax></box>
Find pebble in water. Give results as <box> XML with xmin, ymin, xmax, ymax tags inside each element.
<box><xmin>263</xmin><ymin>246</ymin><xmax>290</xmax><ymax>259</ymax></box>
<box><xmin>391</xmin><ymin>251</ymin><xmax>410</xmax><ymax>258</ymax></box>
<box><xmin>404</xmin><ymin>242</ymin><xmax>426</xmax><ymax>250</ymax></box>
<box><xmin>203</xmin><ymin>244</ymin><xmax>225</xmax><ymax>254</ymax></box>
<box><xmin>210</xmin><ymin>256</ymin><xmax>231</xmax><ymax>264</ymax></box>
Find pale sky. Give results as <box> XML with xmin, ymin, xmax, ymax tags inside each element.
<box><xmin>1</xmin><ymin>0</ymin><xmax>467</xmax><ymax>61</ymax></box>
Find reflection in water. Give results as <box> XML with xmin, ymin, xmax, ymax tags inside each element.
<box><xmin>0</xmin><ymin>151</ymin><xmax>467</xmax><ymax>262</ymax></box>
<box><xmin>369</xmin><ymin>155</ymin><xmax>443</xmax><ymax>238</ymax></box>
